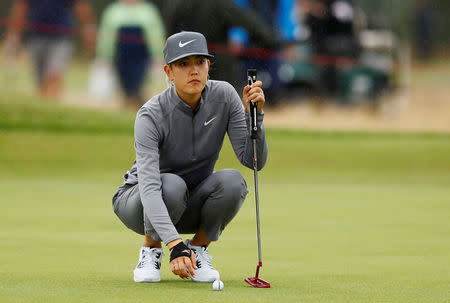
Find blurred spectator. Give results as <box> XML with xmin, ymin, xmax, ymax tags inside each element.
<box><xmin>4</xmin><ymin>0</ymin><xmax>96</xmax><ymax>99</ymax></box>
<box><xmin>229</xmin><ymin>0</ymin><xmax>284</xmax><ymax>100</ymax></box>
<box><xmin>149</xmin><ymin>0</ymin><xmax>173</xmax><ymax>31</ymax></box>
<box><xmin>277</xmin><ymin>0</ymin><xmax>303</xmax><ymax>42</ymax></box>
<box><xmin>228</xmin><ymin>0</ymin><xmax>251</xmax><ymax>52</ymax></box>
<box><xmin>302</xmin><ymin>0</ymin><xmax>360</xmax><ymax>95</ymax></box>
<box><xmin>303</xmin><ymin>0</ymin><xmax>359</xmax><ymax>57</ymax></box>
<box><xmin>414</xmin><ymin>0</ymin><xmax>436</xmax><ymax>61</ymax></box>
<box><xmin>161</xmin><ymin>0</ymin><xmax>279</xmax><ymax>90</ymax></box>
<box><xmin>96</xmin><ymin>0</ymin><xmax>165</xmax><ymax>109</ymax></box>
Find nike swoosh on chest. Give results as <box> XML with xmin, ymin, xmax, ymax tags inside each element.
<box><xmin>203</xmin><ymin>117</ymin><xmax>217</xmax><ymax>126</ymax></box>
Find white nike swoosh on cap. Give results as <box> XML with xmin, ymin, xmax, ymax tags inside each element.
<box><xmin>204</xmin><ymin>117</ymin><xmax>216</xmax><ymax>126</ymax></box>
<box><xmin>179</xmin><ymin>39</ymin><xmax>196</xmax><ymax>48</ymax></box>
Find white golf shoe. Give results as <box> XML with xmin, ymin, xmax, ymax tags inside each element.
<box><xmin>133</xmin><ymin>247</ymin><xmax>163</xmax><ymax>283</ymax></box>
<box><xmin>185</xmin><ymin>239</ymin><xmax>220</xmax><ymax>282</ymax></box>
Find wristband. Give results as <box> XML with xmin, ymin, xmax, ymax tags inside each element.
<box><xmin>169</xmin><ymin>241</ymin><xmax>191</xmax><ymax>262</ymax></box>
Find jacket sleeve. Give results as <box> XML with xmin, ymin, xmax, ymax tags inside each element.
<box><xmin>225</xmin><ymin>84</ymin><xmax>268</xmax><ymax>170</ymax></box>
<box><xmin>96</xmin><ymin>4</ymin><xmax>118</xmax><ymax>60</ymax></box>
<box><xmin>142</xmin><ymin>2</ymin><xmax>166</xmax><ymax>61</ymax></box>
<box><xmin>134</xmin><ymin>107</ymin><xmax>181</xmax><ymax>245</ymax></box>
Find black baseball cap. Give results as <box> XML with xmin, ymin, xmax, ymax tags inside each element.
<box><xmin>163</xmin><ymin>31</ymin><xmax>214</xmax><ymax>64</ymax></box>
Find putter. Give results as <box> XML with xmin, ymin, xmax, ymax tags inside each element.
<box><xmin>244</xmin><ymin>69</ymin><xmax>271</xmax><ymax>288</ymax></box>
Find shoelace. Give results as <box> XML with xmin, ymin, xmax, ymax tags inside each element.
<box><xmin>193</xmin><ymin>247</ymin><xmax>214</xmax><ymax>269</ymax></box>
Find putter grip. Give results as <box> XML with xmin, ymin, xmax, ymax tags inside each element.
<box><xmin>247</xmin><ymin>69</ymin><xmax>258</xmax><ymax>139</ymax></box>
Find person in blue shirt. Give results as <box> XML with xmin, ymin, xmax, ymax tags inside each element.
<box><xmin>96</xmin><ymin>0</ymin><xmax>166</xmax><ymax>109</ymax></box>
<box><xmin>4</xmin><ymin>0</ymin><xmax>96</xmax><ymax>99</ymax></box>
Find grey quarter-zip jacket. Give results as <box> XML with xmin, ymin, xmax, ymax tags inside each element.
<box><xmin>122</xmin><ymin>80</ymin><xmax>268</xmax><ymax>245</ymax></box>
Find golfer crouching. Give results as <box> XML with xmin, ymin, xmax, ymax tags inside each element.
<box><xmin>112</xmin><ymin>31</ymin><xmax>268</xmax><ymax>282</ymax></box>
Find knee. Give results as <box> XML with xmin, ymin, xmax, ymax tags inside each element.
<box><xmin>215</xmin><ymin>169</ymin><xmax>248</xmax><ymax>201</ymax></box>
<box><xmin>161</xmin><ymin>173</ymin><xmax>188</xmax><ymax>214</ymax></box>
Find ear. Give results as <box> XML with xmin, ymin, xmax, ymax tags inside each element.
<box><xmin>163</xmin><ymin>65</ymin><xmax>172</xmax><ymax>80</ymax></box>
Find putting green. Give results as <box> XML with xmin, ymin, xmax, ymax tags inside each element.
<box><xmin>0</xmin><ymin>95</ymin><xmax>449</xmax><ymax>302</ymax></box>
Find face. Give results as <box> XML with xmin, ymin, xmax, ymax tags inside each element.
<box><xmin>164</xmin><ymin>55</ymin><xmax>210</xmax><ymax>102</ymax></box>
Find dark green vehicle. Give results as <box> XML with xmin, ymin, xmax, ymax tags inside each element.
<box><xmin>278</xmin><ymin>28</ymin><xmax>399</xmax><ymax>104</ymax></box>
<box><xmin>276</xmin><ymin>1</ymin><xmax>402</xmax><ymax>105</ymax></box>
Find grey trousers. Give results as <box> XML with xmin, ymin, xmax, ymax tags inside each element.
<box><xmin>112</xmin><ymin>169</ymin><xmax>248</xmax><ymax>242</ymax></box>
<box><xmin>28</xmin><ymin>37</ymin><xmax>73</xmax><ymax>85</ymax></box>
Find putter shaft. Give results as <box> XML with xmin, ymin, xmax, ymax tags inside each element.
<box><xmin>245</xmin><ymin>69</ymin><xmax>270</xmax><ymax>288</ymax></box>
<box><xmin>253</xmin><ymin>138</ymin><xmax>262</xmax><ymax>265</ymax></box>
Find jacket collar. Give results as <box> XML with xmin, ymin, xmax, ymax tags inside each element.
<box><xmin>170</xmin><ymin>81</ymin><xmax>210</xmax><ymax>114</ymax></box>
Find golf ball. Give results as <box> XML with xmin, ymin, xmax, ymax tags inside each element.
<box><xmin>212</xmin><ymin>280</ymin><xmax>224</xmax><ymax>291</ymax></box>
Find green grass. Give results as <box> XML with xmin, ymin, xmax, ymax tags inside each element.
<box><xmin>0</xmin><ymin>94</ymin><xmax>449</xmax><ymax>302</ymax></box>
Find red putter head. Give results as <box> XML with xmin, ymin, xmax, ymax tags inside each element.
<box><xmin>245</xmin><ymin>262</ymin><xmax>270</xmax><ymax>288</ymax></box>
<box><xmin>245</xmin><ymin>277</ymin><xmax>271</xmax><ymax>288</ymax></box>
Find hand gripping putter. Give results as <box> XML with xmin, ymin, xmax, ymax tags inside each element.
<box><xmin>244</xmin><ymin>69</ymin><xmax>271</xmax><ymax>288</ymax></box>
